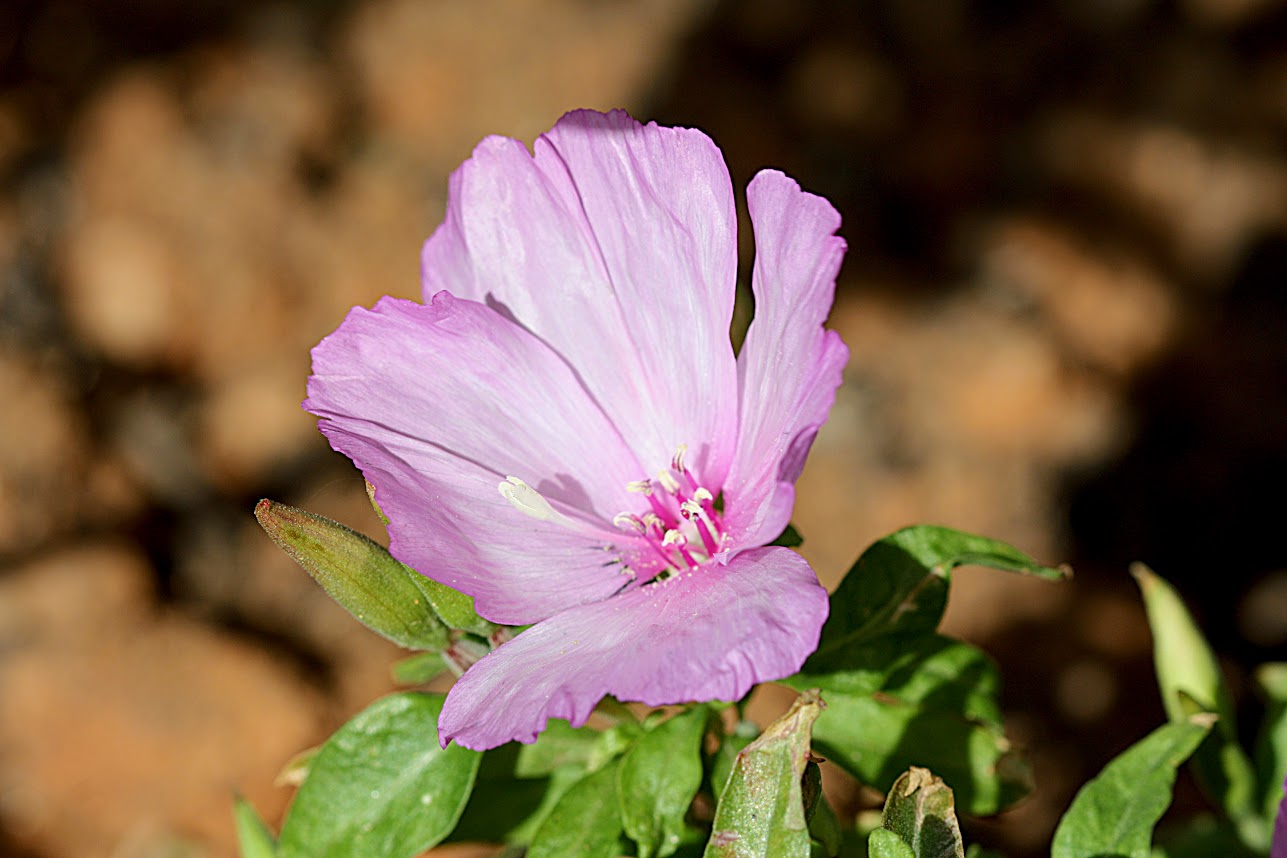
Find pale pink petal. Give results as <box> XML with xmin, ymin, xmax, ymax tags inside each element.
<box><xmin>305</xmin><ymin>294</ymin><xmax>655</xmax><ymax>623</ymax></box>
<box><xmin>723</xmin><ymin>170</ymin><xmax>849</xmax><ymax>548</ymax></box>
<box><xmin>421</xmin><ymin>109</ymin><xmax>739</xmax><ymax>485</ymax></box>
<box><xmin>437</xmin><ymin>546</ymin><xmax>828</xmax><ymax>749</ymax></box>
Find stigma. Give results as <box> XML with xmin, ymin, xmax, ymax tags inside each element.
<box><xmin>498</xmin><ymin>476</ymin><xmax>572</xmax><ymax>526</ymax></box>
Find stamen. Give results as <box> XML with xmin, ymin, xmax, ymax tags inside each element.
<box><xmin>499</xmin><ymin>476</ymin><xmax>572</xmax><ymax>525</ymax></box>
<box><xmin>613</xmin><ymin>512</ymin><xmax>645</xmax><ymax>532</ymax></box>
<box><xmin>673</xmin><ymin>444</ymin><xmax>701</xmax><ymax>492</ymax></box>
<box><xmin>641</xmin><ymin>513</ymin><xmax>666</xmax><ymax>539</ymax></box>
<box><xmin>612</xmin><ymin>448</ymin><xmax>729</xmax><ymax>583</ymax></box>
<box><xmin>681</xmin><ymin>499</ymin><xmax>722</xmax><ymax>555</ymax></box>
<box><xmin>663</xmin><ymin>529</ymin><xmax>698</xmax><ymax>568</ymax></box>
<box><xmin>644</xmin><ymin>490</ymin><xmax>676</xmax><ymax>526</ymax></box>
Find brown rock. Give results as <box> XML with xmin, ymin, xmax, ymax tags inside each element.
<box><xmin>345</xmin><ymin>0</ymin><xmax>706</xmax><ymax>170</ymax></box>
<box><xmin>0</xmin><ymin>543</ymin><xmax>323</xmax><ymax>856</ymax></box>
<box><xmin>198</xmin><ymin>355</ymin><xmax>316</xmax><ymax>491</ymax></box>
<box><xmin>981</xmin><ymin>217</ymin><xmax>1180</xmax><ymax>375</ymax></box>
<box><xmin>1040</xmin><ymin>112</ymin><xmax>1287</xmax><ymax>281</ymax></box>
<box><xmin>0</xmin><ymin>349</ymin><xmax>89</xmax><ymax>554</ymax></box>
<box><xmin>60</xmin><ymin>213</ymin><xmax>190</xmax><ymax>367</ymax></box>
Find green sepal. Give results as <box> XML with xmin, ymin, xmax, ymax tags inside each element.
<box><xmin>390</xmin><ymin>651</ymin><xmax>445</xmax><ymax>685</ymax></box>
<box><xmin>255</xmin><ymin>500</ymin><xmax>449</xmax><ymax>651</ymax></box>
<box><xmin>770</xmin><ymin>523</ymin><xmax>804</xmax><ymax>548</ymax></box>
<box><xmin>233</xmin><ymin>795</ymin><xmax>276</xmax><ymax>858</ymax></box>
<box><xmin>410</xmin><ymin>573</ymin><xmax>499</xmax><ymax>637</ymax></box>
<box><xmin>1133</xmin><ymin>564</ymin><xmax>1261</xmax><ymax>848</ymax></box>
<box><xmin>273</xmin><ymin>746</ymin><xmax>318</xmax><ymax>788</ymax></box>
<box><xmin>1051</xmin><ymin>714</ymin><xmax>1215</xmax><ymax>858</ymax></box>
<box><xmin>704</xmin><ymin>690</ymin><xmax>825</xmax><ymax>858</ymax></box>
<box><xmin>364</xmin><ymin>479</ymin><xmax>390</xmax><ymax>525</ymax></box>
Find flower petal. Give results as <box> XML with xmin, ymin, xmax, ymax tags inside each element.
<box><xmin>420</xmin><ymin>109</ymin><xmax>739</xmax><ymax>484</ymax></box>
<box><xmin>723</xmin><ymin>170</ymin><xmax>849</xmax><ymax>548</ymax></box>
<box><xmin>437</xmin><ymin>546</ymin><xmax>828</xmax><ymax>749</ymax></box>
<box><xmin>305</xmin><ymin>293</ymin><xmax>653</xmax><ymax>623</ymax></box>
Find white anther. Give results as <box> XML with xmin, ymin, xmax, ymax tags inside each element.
<box><xmin>626</xmin><ymin>479</ymin><xmax>653</xmax><ymax>495</ymax></box>
<box><xmin>680</xmin><ymin>499</ymin><xmax>704</xmax><ymax>517</ymax></box>
<box><xmin>613</xmin><ymin>513</ymin><xmax>645</xmax><ymax>532</ymax></box>
<box><xmin>671</xmin><ymin>444</ymin><xmax>688</xmax><ymax>472</ymax></box>
<box><xmin>662</xmin><ymin>529</ymin><xmax>688</xmax><ymax>546</ymax></box>
<box><xmin>499</xmin><ymin>476</ymin><xmax>572</xmax><ymax>525</ymax></box>
<box><xmin>693</xmin><ymin>487</ymin><xmax>714</xmax><ymax>503</ymax></box>
<box><xmin>656</xmin><ymin>470</ymin><xmax>680</xmax><ymax>494</ymax></box>
<box><xmin>641</xmin><ymin>513</ymin><xmax>663</xmax><ymax>528</ymax></box>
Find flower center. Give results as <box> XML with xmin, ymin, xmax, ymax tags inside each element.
<box><xmin>612</xmin><ymin>445</ymin><xmax>726</xmax><ymax>579</ymax></box>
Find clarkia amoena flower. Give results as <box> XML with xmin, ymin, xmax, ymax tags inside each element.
<box><xmin>305</xmin><ymin>109</ymin><xmax>848</xmax><ymax>750</ymax></box>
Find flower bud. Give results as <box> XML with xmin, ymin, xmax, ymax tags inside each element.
<box><xmin>255</xmin><ymin>499</ymin><xmax>449</xmax><ymax>651</ymax></box>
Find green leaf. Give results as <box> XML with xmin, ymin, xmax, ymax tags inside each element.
<box><xmin>1133</xmin><ymin>564</ymin><xmax>1260</xmax><ymax>848</ymax></box>
<box><xmin>255</xmin><ymin>500</ymin><xmax>450</xmax><ymax>651</ymax></box>
<box><xmin>1254</xmin><ymin>663</ymin><xmax>1287</xmax><ymax>820</ymax></box>
<box><xmin>804</xmin><ymin>525</ymin><xmax>1066</xmax><ymax>676</ymax></box>
<box><xmin>869</xmin><ymin>827</ymin><xmax>916</xmax><ymax>858</ymax></box>
<box><xmin>389</xmin><ymin>651</ymin><xmax>444</xmax><ymax>685</ymax></box>
<box><xmin>712</xmin><ymin>721</ymin><xmax>759</xmax><ymax>801</ymax></box>
<box><xmin>447</xmin><ymin>742</ymin><xmax>564</xmax><ymax>846</ymax></box>
<box><xmin>619</xmin><ymin>705</ymin><xmax>709</xmax><ymax>858</ymax></box>
<box><xmin>1051</xmin><ymin>715</ymin><xmax>1215</xmax><ymax>858</ymax></box>
<box><xmin>782</xmin><ymin>528</ymin><xmax>1061</xmax><ymax>817</ymax></box>
<box><xmin>233</xmin><ymin>795</ymin><xmax>276</xmax><ymax>858</ymax></box>
<box><xmin>801</xmin><ymin>758</ymin><xmax>824</xmax><ymax>826</ymax></box>
<box><xmin>705</xmin><ymin>689</ymin><xmax>825</xmax><ymax>858</ymax></box>
<box><xmin>277</xmin><ymin>692</ymin><xmax>480</xmax><ymax>858</ymax></box>
<box><xmin>528</xmin><ymin>760</ymin><xmax>626</xmax><ymax>858</ymax></box>
<box><xmin>450</xmin><ymin>720</ymin><xmax>642</xmax><ymax>848</ymax></box>
<box><xmin>801</xmin><ymin>636</ymin><xmax>1029</xmax><ymax>816</ymax></box>
<box><xmin>517</xmin><ymin>717</ymin><xmax>641</xmax><ymax>779</ymax></box>
<box><xmin>877</xmin><ymin>767</ymin><xmax>964</xmax><ymax>858</ymax></box>
<box><xmin>1154</xmin><ymin>813</ymin><xmax>1258</xmax><ymax>858</ymax></box>
<box><xmin>807</xmin><ymin>790</ymin><xmax>843</xmax><ymax>857</ymax></box>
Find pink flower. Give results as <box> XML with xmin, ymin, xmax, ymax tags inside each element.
<box><xmin>305</xmin><ymin>110</ymin><xmax>848</xmax><ymax>750</ymax></box>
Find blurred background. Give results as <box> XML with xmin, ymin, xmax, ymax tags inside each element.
<box><xmin>1</xmin><ymin>0</ymin><xmax>1285</xmax><ymax>855</ymax></box>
